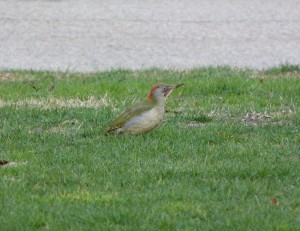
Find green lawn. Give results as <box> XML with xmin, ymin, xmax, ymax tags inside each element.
<box><xmin>0</xmin><ymin>65</ymin><xmax>299</xmax><ymax>230</ymax></box>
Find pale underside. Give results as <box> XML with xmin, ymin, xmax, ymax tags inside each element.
<box><xmin>105</xmin><ymin>99</ymin><xmax>165</xmax><ymax>135</ymax></box>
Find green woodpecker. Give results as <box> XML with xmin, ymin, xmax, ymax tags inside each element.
<box><xmin>105</xmin><ymin>83</ymin><xmax>184</xmax><ymax>135</ymax></box>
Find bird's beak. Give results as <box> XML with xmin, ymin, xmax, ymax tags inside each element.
<box><xmin>172</xmin><ymin>83</ymin><xmax>184</xmax><ymax>89</ymax></box>
<box><xmin>164</xmin><ymin>83</ymin><xmax>184</xmax><ymax>97</ymax></box>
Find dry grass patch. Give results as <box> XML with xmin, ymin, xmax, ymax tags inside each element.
<box><xmin>0</xmin><ymin>96</ymin><xmax>110</xmax><ymax>109</ymax></box>
<box><xmin>0</xmin><ymin>72</ymin><xmax>19</xmax><ymax>82</ymax></box>
<box><xmin>48</xmin><ymin>119</ymin><xmax>82</xmax><ymax>134</ymax></box>
<box><xmin>185</xmin><ymin>121</ymin><xmax>207</xmax><ymax>127</ymax></box>
<box><xmin>30</xmin><ymin>119</ymin><xmax>83</xmax><ymax>135</ymax></box>
<box><xmin>0</xmin><ymin>72</ymin><xmax>39</xmax><ymax>82</ymax></box>
<box><xmin>243</xmin><ymin>112</ymin><xmax>272</xmax><ymax>124</ymax></box>
<box><xmin>243</xmin><ymin>109</ymin><xmax>296</xmax><ymax>126</ymax></box>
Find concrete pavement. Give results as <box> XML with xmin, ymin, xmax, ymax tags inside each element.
<box><xmin>0</xmin><ymin>0</ymin><xmax>299</xmax><ymax>72</ymax></box>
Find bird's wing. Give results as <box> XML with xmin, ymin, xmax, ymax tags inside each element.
<box><xmin>105</xmin><ymin>99</ymin><xmax>154</xmax><ymax>134</ymax></box>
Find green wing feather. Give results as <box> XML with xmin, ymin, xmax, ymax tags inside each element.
<box><xmin>105</xmin><ymin>99</ymin><xmax>154</xmax><ymax>134</ymax></box>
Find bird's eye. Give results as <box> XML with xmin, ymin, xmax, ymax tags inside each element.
<box><xmin>163</xmin><ymin>87</ymin><xmax>167</xmax><ymax>91</ymax></box>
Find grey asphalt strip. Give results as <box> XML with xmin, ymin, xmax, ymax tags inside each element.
<box><xmin>0</xmin><ymin>0</ymin><xmax>299</xmax><ymax>72</ymax></box>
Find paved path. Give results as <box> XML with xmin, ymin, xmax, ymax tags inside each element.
<box><xmin>1</xmin><ymin>0</ymin><xmax>299</xmax><ymax>72</ymax></box>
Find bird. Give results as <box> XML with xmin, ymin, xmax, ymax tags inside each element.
<box><xmin>105</xmin><ymin>83</ymin><xmax>184</xmax><ymax>135</ymax></box>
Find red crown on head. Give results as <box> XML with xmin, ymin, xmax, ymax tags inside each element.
<box><xmin>147</xmin><ymin>83</ymin><xmax>162</xmax><ymax>99</ymax></box>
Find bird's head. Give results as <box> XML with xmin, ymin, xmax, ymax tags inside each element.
<box><xmin>147</xmin><ymin>83</ymin><xmax>184</xmax><ymax>104</ymax></box>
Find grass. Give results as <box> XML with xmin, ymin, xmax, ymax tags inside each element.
<box><xmin>0</xmin><ymin>65</ymin><xmax>299</xmax><ymax>230</ymax></box>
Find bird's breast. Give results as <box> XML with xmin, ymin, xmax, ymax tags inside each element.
<box><xmin>121</xmin><ymin>107</ymin><xmax>164</xmax><ymax>134</ymax></box>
